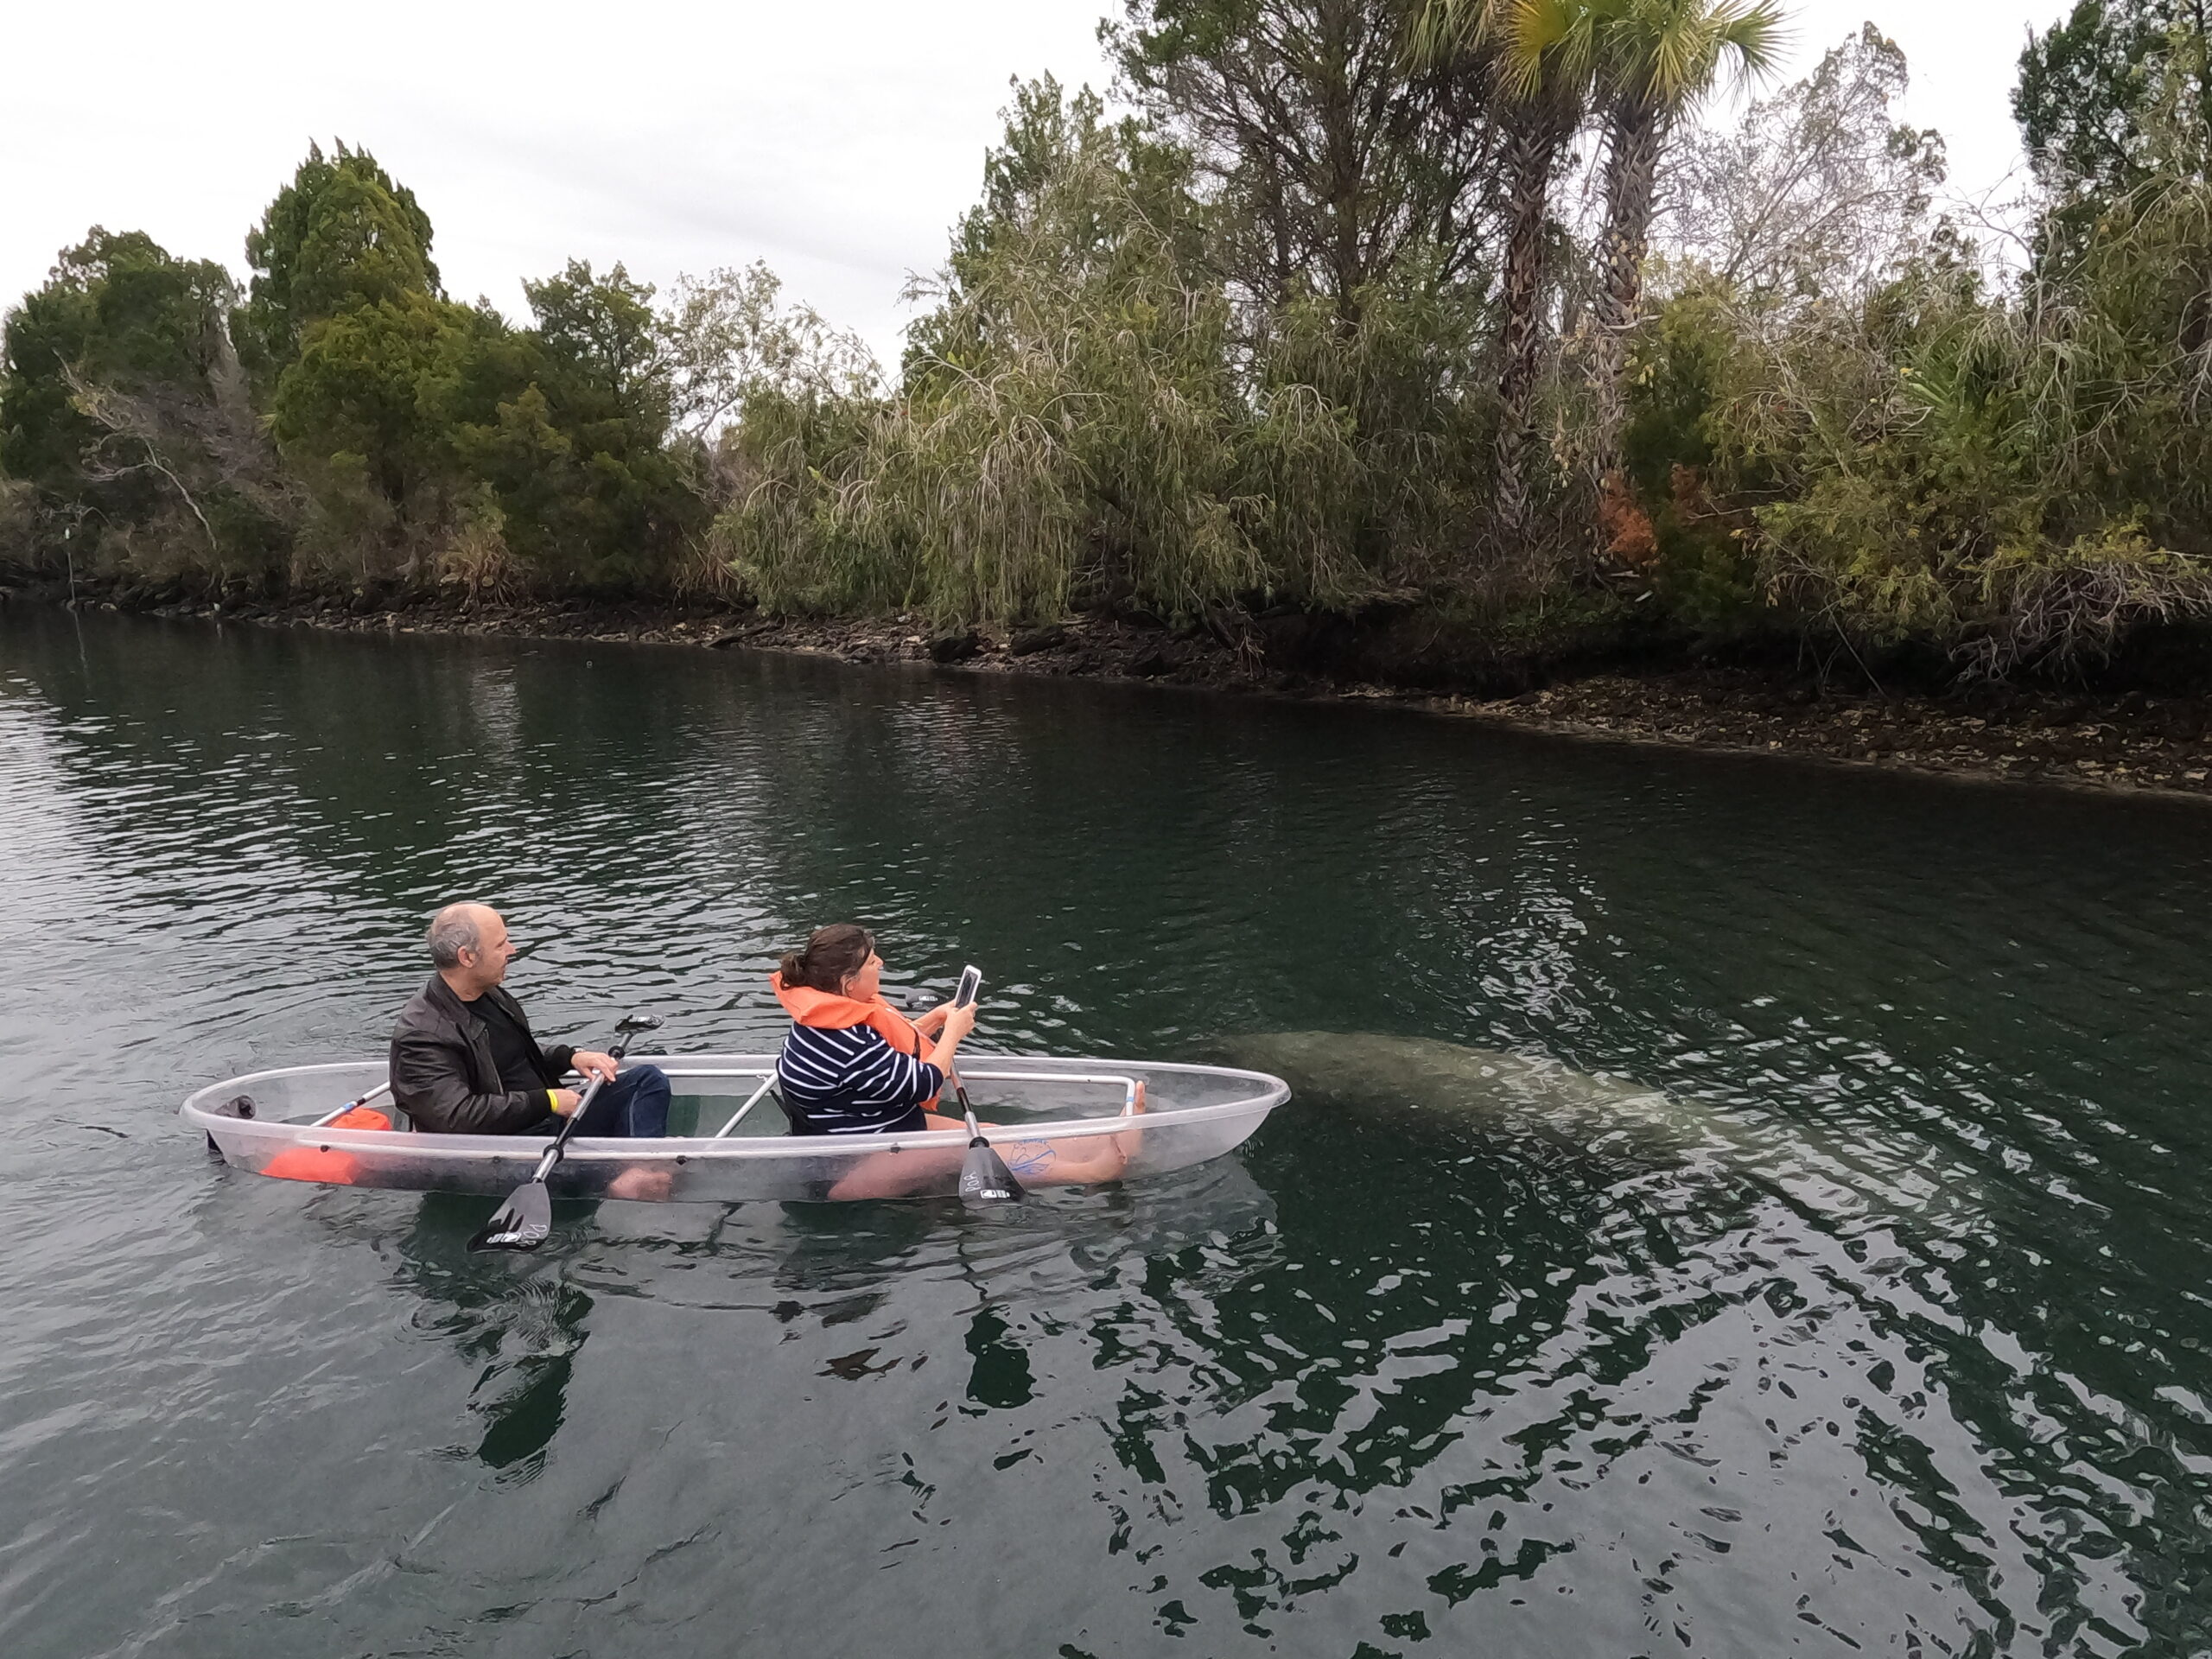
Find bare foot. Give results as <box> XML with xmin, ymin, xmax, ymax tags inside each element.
<box><xmin>607</xmin><ymin>1165</ymin><xmax>675</xmax><ymax>1202</ymax></box>
<box><xmin>1112</xmin><ymin>1079</ymin><xmax>1148</xmax><ymax>1163</ymax></box>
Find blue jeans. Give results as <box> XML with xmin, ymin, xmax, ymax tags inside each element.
<box><xmin>569</xmin><ymin>1064</ymin><xmax>671</xmax><ymax>1138</ymax></box>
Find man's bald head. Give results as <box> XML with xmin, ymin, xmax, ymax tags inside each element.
<box><xmin>427</xmin><ymin>903</ymin><xmax>514</xmax><ymax>995</ymax></box>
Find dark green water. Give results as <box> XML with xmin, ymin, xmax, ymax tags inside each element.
<box><xmin>4</xmin><ymin>607</ymin><xmax>2212</xmax><ymax>1657</ymax></box>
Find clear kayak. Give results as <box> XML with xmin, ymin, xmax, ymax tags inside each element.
<box><xmin>181</xmin><ymin>1054</ymin><xmax>1290</xmax><ymax>1204</ymax></box>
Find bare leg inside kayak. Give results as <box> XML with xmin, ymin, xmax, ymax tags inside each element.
<box><xmin>920</xmin><ymin>1094</ymin><xmax>1144</xmax><ymax>1187</ymax></box>
<box><xmin>821</xmin><ymin>1138</ymin><xmax>967</xmax><ymax>1202</ymax></box>
<box><xmin>823</xmin><ymin>1090</ymin><xmax>1146</xmax><ymax>1201</ymax></box>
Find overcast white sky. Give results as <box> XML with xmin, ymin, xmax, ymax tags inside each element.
<box><xmin>8</xmin><ymin>0</ymin><xmax>2062</xmax><ymax>365</ymax></box>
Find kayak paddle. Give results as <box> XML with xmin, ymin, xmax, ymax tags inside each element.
<box><xmin>209</xmin><ymin>1078</ymin><xmax>392</xmax><ymax>1152</ymax></box>
<box><xmin>948</xmin><ymin>965</ymin><xmax>1020</xmax><ymax>1205</ymax></box>
<box><xmin>468</xmin><ymin>1012</ymin><xmax>661</xmax><ymax>1253</ymax></box>
<box><xmin>309</xmin><ymin>1080</ymin><xmax>393</xmax><ymax>1127</ymax></box>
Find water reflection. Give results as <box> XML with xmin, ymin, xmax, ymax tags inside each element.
<box><xmin>308</xmin><ymin>1160</ymin><xmax>1281</xmax><ymax>1494</ymax></box>
<box><xmin>386</xmin><ymin>1197</ymin><xmax>597</xmax><ymax>1478</ymax></box>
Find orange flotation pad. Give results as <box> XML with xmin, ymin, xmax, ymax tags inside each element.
<box><xmin>263</xmin><ymin>1105</ymin><xmax>392</xmax><ymax>1184</ymax></box>
<box><xmin>771</xmin><ymin>973</ymin><xmax>940</xmax><ymax>1108</ymax></box>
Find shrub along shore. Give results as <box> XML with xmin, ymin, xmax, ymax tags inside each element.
<box><xmin>18</xmin><ymin>577</ymin><xmax>2212</xmax><ymax>799</ymax></box>
<box><xmin>9</xmin><ymin>3</ymin><xmax>2212</xmax><ymax>792</ymax></box>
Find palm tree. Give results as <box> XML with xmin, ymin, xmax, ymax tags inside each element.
<box><xmin>1585</xmin><ymin>0</ymin><xmax>1785</xmax><ymax>483</ymax></box>
<box><xmin>1412</xmin><ymin>0</ymin><xmax>1598</xmax><ymax>547</ymax></box>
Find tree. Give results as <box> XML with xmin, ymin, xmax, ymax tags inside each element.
<box><xmin>882</xmin><ymin>79</ymin><xmax>1278</xmax><ymax>620</ymax></box>
<box><xmin>723</xmin><ymin>77</ymin><xmax>1493</xmax><ymax>626</ymax></box>
<box><xmin>245</xmin><ymin>144</ymin><xmax>519</xmax><ymax>576</ymax></box>
<box><xmin>658</xmin><ymin>261</ymin><xmax>880</xmax><ymax>442</ymax></box>
<box><xmin>1412</xmin><ymin>0</ymin><xmax>1597</xmax><ymax>543</ymax></box>
<box><xmin>905</xmin><ymin>78</ymin><xmax>1219</xmax><ymax>379</ymax></box>
<box><xmin>1108</xmin><ymin>0</ymin><xmax>1506</xmax><ymax>323</ymax></box>
<box><xmin>1663</xmin><ymin>24</ymin><xmax>1946</xmax><ymax>308</ymax></box>
<box><xmin>726</xmin><ymin>80</ymin><xmax>1327</xmax><ymax>622</ymax></box>
<box><xmin>2016</xmin><ymin>0</ymin><xmax>2209</xmax><ymax>200</ymax></box>
<box><xmin>461</xmin><ymin>261</ymin><xmax>702</xmax><ymax>584</ymax></box>
<box><xmin>1586</xmin><ymin>0</ymin><xmax>1784</xmax><ymax>484</ymax></box>
<box><xmin>266</xmin><ymin>290</ymin><xmax>489</xmax><ymax>550</ymax></box>
<box><xmin>2015</xmin><ymin>1</ymin><xmax>2210</xmax><ymax>269</ymax></box>
<box><xmin>3</xmin><ymin>231</ymin><xmax>232</xmax><ymax>489</ymax></box>
<box><xmin>238</xmin><ymin>142</ymin><xmax>441</xmax><ymax>378</ymax></box>
<box><xmin>0</xmin><ymin>229</ymin><xmax>293</xmax><ymax>581</ymax></box>
<box><xmin>524</xmin><ymin>259</ymin><xmax>666</xmax><ymax>426</ymax></box>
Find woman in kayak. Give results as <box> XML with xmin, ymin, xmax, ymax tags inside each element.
<box><xmin>770</xmin><ymin>925</ymin><xmax>1140</xmax><ymax>1192</ymax></box>
<box><xmin>772</xmin><ymin>925</ymin><xmax>973</xmax><ymax>1135</ymax></box>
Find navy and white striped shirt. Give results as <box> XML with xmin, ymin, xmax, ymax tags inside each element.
<box><xmin>776</xmin><ymin>1022</ymin><xmax>945</xmax><ymax>1135</ymax></box>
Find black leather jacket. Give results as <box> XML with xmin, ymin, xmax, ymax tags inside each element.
<box><xmin>388</xmin><ymin>976</ymin><xmax>577</xmax><ymax>1135</ymax></box>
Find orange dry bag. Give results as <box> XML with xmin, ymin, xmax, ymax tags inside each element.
<box><xmin>263</xmin><ymin>1105</ymin><xmax>392</xmax><ymax>1184</ymax></box>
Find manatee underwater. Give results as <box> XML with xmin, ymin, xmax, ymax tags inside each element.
<box><xmin>1217</xmin><ymin>1031</ymin><xmax>1986</xmax><ymax>1225</ymax></box>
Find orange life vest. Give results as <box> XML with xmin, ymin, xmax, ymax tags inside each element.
<box><xmin>770</xmin><ymin>973</ymin><xmax>941</xmax><ymax>1109</ymax></box>
<box><xmin>263</xmin><ymin>1105</ymin><xmax>392</xmax><ymax>1184</ymax></box>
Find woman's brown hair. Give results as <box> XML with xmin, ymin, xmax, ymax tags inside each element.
<box><xmin>779</xmin><ymin>924</ymin><xmax>876</xmax><ymax>994</ymax></box>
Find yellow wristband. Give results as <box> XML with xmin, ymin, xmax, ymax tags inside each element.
<box><xmin>547</xmin><ymin>1088</ymin><xmax>561</xmax><ymax>1114</ymax></box>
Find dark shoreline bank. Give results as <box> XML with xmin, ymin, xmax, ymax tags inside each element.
<box><xmin>16</xmin><ymin>581</ymin><xmax>2212</xmax><ymax>800</ymax></box>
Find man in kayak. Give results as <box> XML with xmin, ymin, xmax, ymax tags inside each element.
<box><xmin>389</xmin><ymin>902</ymin><xmax>671</xmax><ymax>1138</ymax></box>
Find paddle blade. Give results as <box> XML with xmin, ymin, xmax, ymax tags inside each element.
<box><xmin>468</xmin><ymin>1182</ymin><xmax>553</xmax><ymax>1252</ymax></box>
<box><xmin>958</xmin><ymin>1137</ymin><xmax>1023</xmax><ymax>1205</ymax></box>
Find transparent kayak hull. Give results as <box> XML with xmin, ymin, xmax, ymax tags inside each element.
<box><xmin>181</xmin><ymin>1053</ymin><xmax>1289</xmax><ymax>1203</ymax></box>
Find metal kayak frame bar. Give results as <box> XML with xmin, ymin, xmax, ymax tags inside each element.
<box><xmin>680</xmin><ymin>1064</ymin><xmax>1145</xmax><ymax>1139</ymax></box>
<box><xmin>301</xmin><ymin>1067</ymin><xmax>1141</xmax><ymax>1139</ymax></box>
<box><xmin>715</xmin><ymin>1076</ymin><xmax>779</xmax><ymax>1137</ymax></box>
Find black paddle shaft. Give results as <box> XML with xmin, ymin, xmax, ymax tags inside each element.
<box><xmin>468</xmin><ymin>1011</ymin><xmax>662</xmax><ymax>1252</ymax></box>
<box><xmin>525</xmin><ymin>1021</ymin><xmax>647</xmax><ymax>1177</ymax></box>
<box><xmin>948</xmin><ymin>965</ymin><xmax>1021</xmax><ymax>1205</ymax></box>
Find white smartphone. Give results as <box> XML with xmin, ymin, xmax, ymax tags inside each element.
<box><xmin>953</xmin><ymin>964</ymin><xmax>982</xmax><ymax>1008</ymax></box>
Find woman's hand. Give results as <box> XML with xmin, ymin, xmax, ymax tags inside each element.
<box><xmin>914</xmin><ymin>1003</ymin><xmax>951</xmax><ymax>1035</ymax></box>
<box><xmin>927</xmin><ymin>1001</ymin><xmax>976</xmax><ymax>1071</ymax></box>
